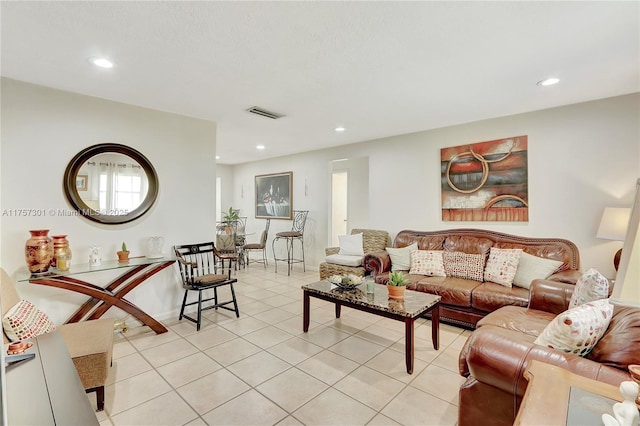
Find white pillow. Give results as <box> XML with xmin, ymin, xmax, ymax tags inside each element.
<box><xmin>513</xmin><ymin>252</ymin><xmax>563</xmax><ymax>289</ymax></box>
<box><xmin>409</xmin><ymin>250</ymin><xmax>446</xmax><ymax>276</ymax></box>
<box><xmin>325</xmin><ymin>254</ymin><xmax>363</xmax><ymax>267</ymax></box>
<box><xmin>2</xmin><ymin>300</ymin><xmax>56</xmax><ymax>342</ymax></box>
<box><xmin>338</xmin><ymin>233</ymin><xmax>364</xmax><ymax>256</ymax></box>
<box><xmin>483</xmin><ymin>248</ymin><xmax>522</xmax><ymax>287</ymax></box>
<box><xmin>386</xmin><ymin>242</ymin><xmax>418</xmax><ymax>271</ymax></box>
<box><xmin>569</xmin><ymin>267</ymin><xmax>610</xmax><ymax>309</ymax></box>
<box><xmin>534</xmin><ymin>298</ymin><xmax>613</xmax><ymax>357</ymax></box>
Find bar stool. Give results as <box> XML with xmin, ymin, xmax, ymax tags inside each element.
<box><xmin>272</xmin><ymin>210</ymin><xmax>309</xmax><ymax>275</ymax></box>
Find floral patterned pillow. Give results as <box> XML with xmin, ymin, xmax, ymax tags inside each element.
<box><xmin>410</xmin><ymin>250</ymin><xmax>446</xmax><ymax>277</ymax></box>
<box><xmin>483</xmin><ymin>248</ymin><xmax>522</xmax><ymax>287</ymax></box>
<box><xmin>534</xmin><ymin>298</ymin><xmax>613</xmax><ymax>357</ymax></box>
<box><xmin>569</xmin><ymin>268</ymin><xmax>610</xmax><ymax>309</ymax></box>
<box><xmin>2</xmin><ymin>299</ymin><xmax>56</xmax><ymax>342</ymax></box>
<box><xmin>443</xmin><ymin>251</ymin><xmax>485</xmax><ymax>281</ymax></box>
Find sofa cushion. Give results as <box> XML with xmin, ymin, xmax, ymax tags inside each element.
<box><xmin>338</xmin><ymin>233</ymin><xmax>364</xmax><ymax>256</ymax></box>
<box><xmin>412</xmin><ymin>276</ymin><xmax>480</xmax><ymax>307</ymax></box>
<box><xmin>534</xmin><ymin>298</ymin><xmax>613</xmax><ymax>356</ymax></box>
<box><xmin>325</xmin><ymin>254</ymin><xmax>363</xmax><ymax>267</ymax></box>
<box><xmin>58</xmin><ymin>319</ymin><xmax>114</xmax><ymax>389</ymax></box>
<box><xmin>386</xmin><ymin>242</ymin><xmax>418</xmax><ymax>271</ymax></box>
<box><xmin>483</xmin><ymin>248</ymin><xmax>522</xmax><ymax>287</ymax></box>
<box><xmin>443</xmin><ymin>235</ymin><xmax>493</xmax><ymax>256</ymax></box>
<box><xmin>569</xmin><ymin>267</ymin><xmax>609</xmax><ymax>309</ymax></box>
<box><xmin>512</xmin><ymin>252</ymin><xmax>563</xmax><ymax>289</ymax></box>
<box><xmin>443</xmin><ymin>251</ymin><xmax>485</xmax><ymax>281</ymax></box>
<box><xmin>2</xmin><ymin>299</ymin><xmax>56</xmax><ymax>342</ymax></box>
<box><xmin>476</xmin><ymin>305</ymin><xmax>556</xmax><ymax>338</ymax></box>
<box><xmin>587</xmin><ymin>304</ymin><xmax>640</xmax><ymax>370</ymax></box>
<box><xmin>471</xmin><ymin>282</ymin><xmax>530</xmax><ymax>313</ymax></box>
<box><xmin>409</xmin><ymin>250</ymin><xmax>446</xmax><ymax>277</ymax></box>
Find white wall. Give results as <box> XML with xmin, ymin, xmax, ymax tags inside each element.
<box><xmin>2</xmin><ymin>79</ymin><xmax>637</xmax><ymax>325</ymax></box>
<box><xmin>229</xmin><ymin>93</ymin><xmax>640</xmax><ymax>280</ymax></box>
<box><xmin>1</xmin><ymin>78</ymin><xmax>217</xmax><ymax>324</ymax></box>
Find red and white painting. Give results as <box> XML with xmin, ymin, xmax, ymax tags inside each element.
<box><xmin>441</xmin><ymin>136</ymin><xmax>528</xmax><ymax>222</ymax></box>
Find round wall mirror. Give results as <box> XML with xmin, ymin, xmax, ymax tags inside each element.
<box><xmin>64</xmin><ymin>143</ymin><xmax>159</xmax><ymax>224</ymax></box>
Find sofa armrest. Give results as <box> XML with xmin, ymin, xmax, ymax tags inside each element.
<box><xmin>547</xmin><ymin>269</ymin><xmax>582</xmax><ymax>284</ymax></box>
<box><xmin>460</xmin><ymin>326</ymin><xmax>629</xmax><ymax>398</ymax></box>
<box><xmin>325</xmin><ymin>247</ymin><xmax>339</xmax><ymax>256</ymax></box>
<box><xmin>364</xmin><ymin>250</ymin><xmax>390</xmax><ymax>276</ymax></box>
<box><xmin>528</xmin><ymin>279</ymin><xmax>575</xmax><ymax>314</ymax></box>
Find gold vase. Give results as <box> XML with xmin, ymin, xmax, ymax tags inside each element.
<box><xmin>25</xmin><ymin>229</ymin><xmax>53</xmax><ymax>273</ymax></box>
<box><xmin>52</xmin><ymin>235</ymin><xmax>72</xmax><ymax>270</ymax></box>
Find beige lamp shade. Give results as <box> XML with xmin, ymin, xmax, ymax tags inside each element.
<box><xmin>612</xmin><ymin>179</ymin><xmax>640</xmax><ymax>307</ymax></box>
<box><xmin>597</xmin><ymin>207</ymin><xmax>631</xmax><ymax>241</ymax></box>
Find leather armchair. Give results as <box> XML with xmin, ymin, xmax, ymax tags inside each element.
<box><xmin>458</xmin><ymin>279</ymin><xmax>640</xmax><ymax>426</ymax></box>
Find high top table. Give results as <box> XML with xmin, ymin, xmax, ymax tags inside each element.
<box><xmin>302</xmin><ymin>280</ymin><xmax>441</xmax><ymax>374</ymax></box>
<box><xmin>18</xmin><ymin>256</ymin><xmax>175</xmax><ymax>334</ymax></box>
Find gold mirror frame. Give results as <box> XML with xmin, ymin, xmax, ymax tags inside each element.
<box><xmin>63</xmin><ymin>143</ymin><xmax>159</xmax><ymax>224</ymax></box>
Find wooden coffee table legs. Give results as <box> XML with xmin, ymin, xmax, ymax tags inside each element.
<box><xmin>302</xmin><ymin>289</ymin><xmax>440</xmax><ymax>374</ymax></box>
<box><xmin>405</xmin><ymin>304</ymin><xmax>439</xmax><ymax>374</ymax></box>
<box><xmin>405</xmin><ymin>318</ymin><xmax>415</xmax><ymax>374</ymax></box>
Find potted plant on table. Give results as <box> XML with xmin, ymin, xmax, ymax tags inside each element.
<box><xmin>221</xmin><ymin>207</ymin><xmax>240</xmax><ymax>234</ymax></box>
<box><xmin>387</xmin><ymin>271</ymin><xmax>410</xmax><ymax>300</ymax></box>
<box><xmin>117</xmin><ymin>242</ymin><xmax>130</xmax><ymax>262</ymax></box>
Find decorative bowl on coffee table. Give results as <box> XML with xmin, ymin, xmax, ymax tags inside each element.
<box><xmin>327</xmin><ymin>274</ymin><xmax>363</xmax><ymax>291</ymax></box>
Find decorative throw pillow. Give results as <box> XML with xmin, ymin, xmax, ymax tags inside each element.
<box><xmin>2</xmin><ymin>300</ymin><xmax>56</xmax><ymax>342</ymax></box>
<box><xmin>386</xmin><ymin>242</ymin><xmax>418</xmax><ymax>271</ymax></box>
<box><xmin>325</xmin><ymin>254</ymin><xmax>363</xmax><ymax>267</ymax></box>
<box><xmin>569</xmin><ymin>268</ymin><xmax>610</xmax><ymax>309</ymax></box>
<box><xmin>534</xmin><ymin>298</ymin><xmax>613</xmax><ymax>357</ymax></box>
<box><xmin>410</xmin><ymin>250</ymin><xmax>446</xmax><ymax>277</ymax></box>
<box><xmin>338</xmin><ymin>233</ymin><xmax>364</xmax><ymax>256</ymax></box>
<box><xmin>513</xmin><ymin>252</ymin><xmax>563</xmax><ymax>289</ymax></box>
<box><xmin>483</xmin><ymin>248</ymin><xmax>522</xmax><ymax>287</ymax></box>
<box><xmin>443</xmin><ymin>251</ymin><xmax>485</xmax><ymax>281</ymax></box>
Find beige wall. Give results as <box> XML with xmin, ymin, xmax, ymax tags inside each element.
<box><xmin>1</xmin><ymin>78</ymin><xmax>217</xmax><ymax>324</ymax></box>
<box><xmin>2</xmin><ymin>77</ymin><xmax>638</xmax><ymax>323</ymax></box>
<box><xmin>229</xmin><ymin>93</ymin><xmax>640</xmax><ymax>280</ymax></box>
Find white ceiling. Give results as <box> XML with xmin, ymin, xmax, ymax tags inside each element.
<box><xmin>2</xmin><ymin>1</ymin><xmax>638</xmax><ymax>165</ymax></box>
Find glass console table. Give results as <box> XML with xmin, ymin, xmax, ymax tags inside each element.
<box><xmin>17</xmin><ymin>256</ymin><xmax>176</xmax><ymax>334</ymax></box>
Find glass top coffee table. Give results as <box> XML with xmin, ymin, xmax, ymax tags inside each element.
<box><xmin>302</xmin><ymin>280</ymin><xmax>441</xmax><ymax>374</ymax></box>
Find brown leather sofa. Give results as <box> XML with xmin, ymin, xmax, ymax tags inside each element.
<box><xmin>365</xmin><ymin>229</ymin><xmax>581</xmax><ymax>328</ymax></box>
<box><xmin>458</xmin><ymin>279</ymin><xmax>639</xmax><ymax>426</ymax></box>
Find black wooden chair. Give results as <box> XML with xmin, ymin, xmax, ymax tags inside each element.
<box><xmin>174</xmin><ymin>242</ymin><xmax>239</xmax><ymax>331</ymax></box>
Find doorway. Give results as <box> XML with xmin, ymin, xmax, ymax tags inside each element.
<box><xmin>331</xmin><ymin>170</ymin><xmax>348</xmax><ymax>246</ymax></box>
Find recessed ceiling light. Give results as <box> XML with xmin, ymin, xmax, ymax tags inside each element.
<box><xmin>335</xmin><ymin>126</ymin><xmax>346</xmax><ymax>132</ymax></box>
<box><xmin>537</xmin><ymin>78</ymin><xmax>559</xmax><ymax>86</ymax></box>
<box><xmin>90</xmin><ymin>57</ymin><xmax>114</xmax><ymax>68</ymax></box>
<box><xmin>256</xmin><ymin>145</ymin><xmax>265</xmax><ymax>150</ymax></box>
<box><xmin>215</xmin><ymin>155</ymin><xmax>220</xmax><ymax>160</ymax></box>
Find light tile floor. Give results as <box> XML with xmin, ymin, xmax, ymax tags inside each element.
<box><xmin>95</xmin><ymin>266</ymin><xmax>470</xmax><ymax>426</ymax></box>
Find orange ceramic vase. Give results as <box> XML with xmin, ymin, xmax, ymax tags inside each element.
<box><xmin>25</xmin><ymin>229</ymin><xmax>53</xmax><ymax>273</ymax></box>
<box><xmin>387</xmin><ymin>285</ymin><xmax>406</xmax><ymax>300</ymax></box>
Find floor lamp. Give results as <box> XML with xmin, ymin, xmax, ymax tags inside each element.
<box><xmin>597</xmin><ymin>207</ymin><xmax>631</xmax><ymax>270</ymax></box>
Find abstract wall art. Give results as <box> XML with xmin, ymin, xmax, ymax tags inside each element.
<box><xmin>441</xmin><ymin>136</ymin><xmax>528</xmax><ymax>222</ymax></box>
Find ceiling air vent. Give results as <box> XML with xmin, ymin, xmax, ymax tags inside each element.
<box><xmin>246</xmin><ymin>106</ymin><xmax>285</xmax><ymax>120</ymax></box>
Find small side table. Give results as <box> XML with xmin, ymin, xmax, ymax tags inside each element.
<box><xmin>515</xmin><ymin>360</ymin><xmax>627</xmax><ymax>425</ymax></box>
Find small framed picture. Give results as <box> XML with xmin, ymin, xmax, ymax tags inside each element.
<box><xmin>76</xmin><ymin>174</ymin><xmax>88</xmax><ymax>191</ymax></box>
<box><xmin>255</xmin><ymin>172</ymin><xmax>293</xmax><ymax>219</ymax></box>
